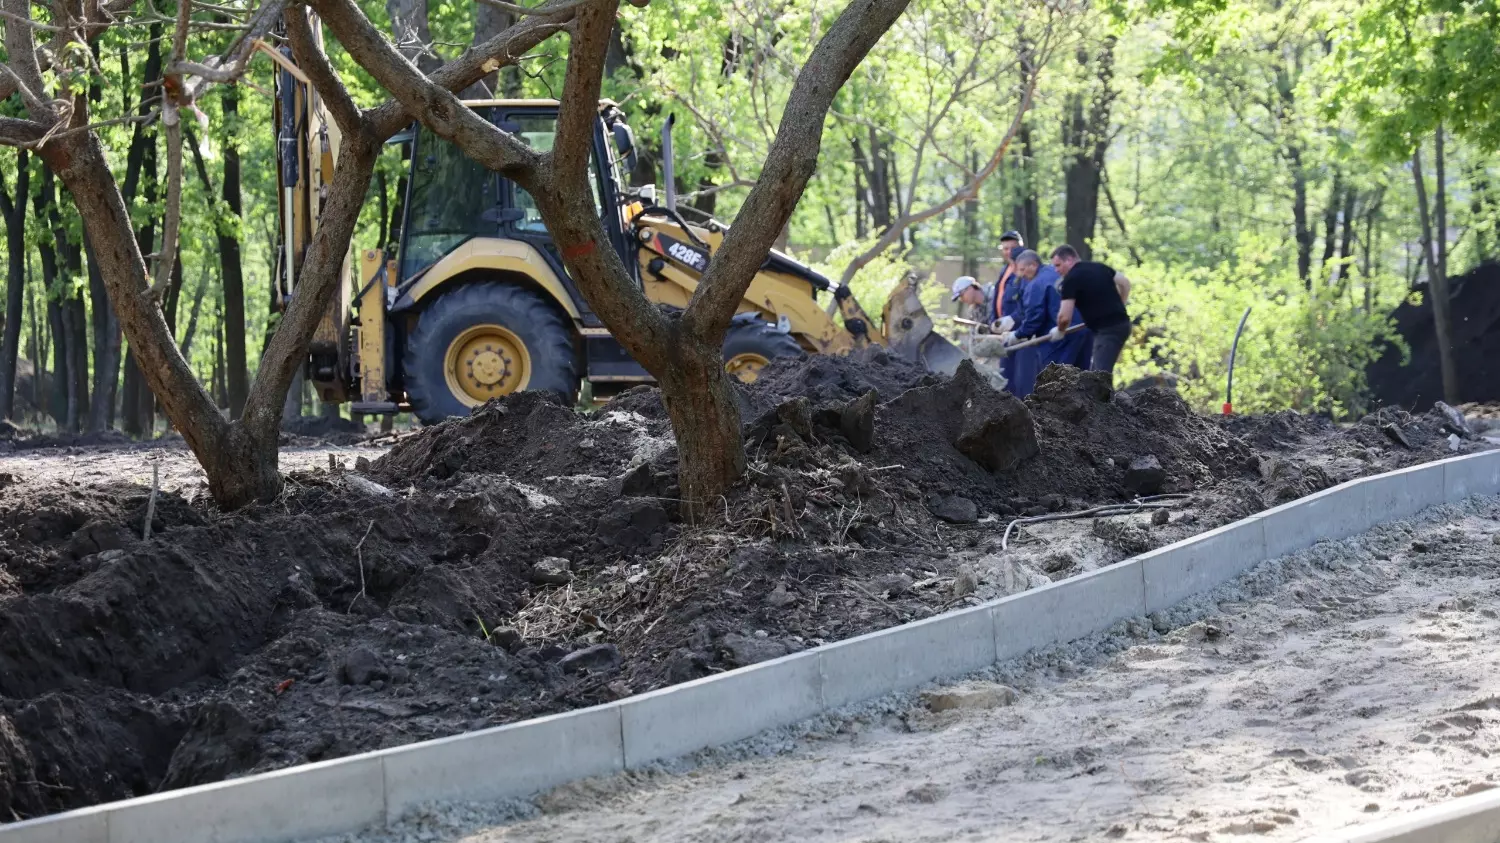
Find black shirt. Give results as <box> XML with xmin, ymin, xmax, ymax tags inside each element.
<box><xmin>1059</xmin><ymin>261</ymin><xmax>1129</xmax><ymax>330</ymax></box>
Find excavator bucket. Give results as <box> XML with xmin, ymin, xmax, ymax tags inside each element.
<box><xmin>880</xmin><ymin>274</ymin><xmax>968</xmax><ymax>376</ymax></box>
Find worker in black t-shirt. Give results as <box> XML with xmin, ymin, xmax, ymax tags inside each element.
<box><xmin>1047</xmin><ymin>244</ymin><xmax>1133</xmax><ymax>378</ymax></box>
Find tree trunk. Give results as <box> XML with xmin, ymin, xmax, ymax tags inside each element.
<box><xmin>179</xmin><ymin>267</ymin><xmax>209</xmax><ymax>359</ymax></box>
<box><xmin>1290</xmin><ymin>145</ymin><xmax>1312</xmax><ymax>286</ymax></box>
<box><xmin>212</xmin><ymin>300</ymin><xmax>226</xmax><ymax>407</ymax></box>
<box><xmin>0</xmin><ymin>149</ymin><xmax>28</xmax><ymax>421</ymax></box>
<box><xmin>658</xmin><ymin>340</ymin><xmax>745</xmax><ymax>521</ymax></box>
<box><xmin>1013</xmin><ymin>122</ymin><xmax>1040</xmax><ymax>247</ymax></box>
<box><xmin>86</xmin><ymin>231</ymin><xmax>120</xmax><ymax>432</ymax></box>
<box><xmin>1435</xmin><ymin>123</ymin><xmax>1448</xmax><ymax>286</ymax></box>
<box><xmin>386</xmin><ymin>0</ymin><xmax>439</xmax><ymax>72</ymax></box>
<box><xmin>1320</xmin><ymin>171</ymin><xmax>1343</xmax><ymax>271</ymax></box>
<box><xmin>467</xmin><ymin>0</ymin><xmax>516</xmax><ymax>97</ymax></box>
<box><xmin>1412</xmin><ymin>143</ymin><xmax>1460</xmax><ymax>405</ymax></box>
<box><xmin>220</xmin><ymin>87</ymin><xmax>249</xmax><ymax>420</ymax></box>
<box><xmin>961</xmin><ymin>146</ymin><xmax>979</xmax><ymax>277</ymax></box>
<box><xmin>1061</xmin><ymin>40</ymin><xmax>1115</xmax><ymax>261</ymax></box>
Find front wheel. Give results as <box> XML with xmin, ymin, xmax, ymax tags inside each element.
<box><xmin>403</xmin><ymin>282</ymin><xmax>579</xmax><ymax>424</ymax></box>
<box><xmin>722</xmin><ymin>318</ymin><xmax>804</xmax><ymax>384</ymax></box>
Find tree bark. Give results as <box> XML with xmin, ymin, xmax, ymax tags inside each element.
<box><xmin>220</xmin><ymin>86</ymin><xmax>249</xmax><ymax>419</ymax></box>
<box><xmin>179</xmin><ymin>267</ymin><xmax>209</xmax><ymax>359</ymax></box>
<box><xmin>1412</xmin><ymin>143</ymin><xmax>1459</xmax><ymax>405</ymax></box>
<box><xmin>0</xmin><ymin>149</ymin><xmax>28</xmax><ymax>421</ymax></box>
<box><xmin>1061</xmin><ymin>40</ymin><xmax>1115</xmax><ymax>260</ymax></box>
<box><xmin>1013</xmin><ymin>122</ymin><xmax>1040</xmax><ymax>247</ymax></box>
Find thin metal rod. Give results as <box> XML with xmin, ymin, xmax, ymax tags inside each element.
<box><xmin>1225</xmin><ymin>306</ymin><xmax>1252</xmax><ymax>415</ymax></box>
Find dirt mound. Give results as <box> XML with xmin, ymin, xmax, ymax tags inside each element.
<box><xmin>0</xmin><ymin>353</ymin><xmax>1485</xmax><ymax>821</ymax></box>
<box><xmin>744</xmin><ymin>345</ymin><xmax>933</xmax><ymax>412</ymax></box>
<box><xmin>1368</xmin><ymin>262</ymin><xmax>1500</xmax><ymax>411</ymax></box>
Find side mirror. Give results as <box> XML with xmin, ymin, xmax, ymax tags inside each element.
<box><xmin>611</xmin><ymin>122</ymin><xmax>639</xmax><ymax>174</ymax></box>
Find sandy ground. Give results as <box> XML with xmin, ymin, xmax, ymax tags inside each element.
<box><xmin>0</xmin><ymin>441</ymin><xmax>387</xmax><ymax>493</ymax></box>
<box><xmin>326</xmin><ymin>495</ymin><xmax>1500</xmax><ymax>843</ymax></box>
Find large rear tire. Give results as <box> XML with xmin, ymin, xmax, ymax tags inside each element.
<box><xmin>721</xmin><ymin>318</ymin><xmax>804</xmax><ymax>384</ymax></box>
<box><xmin>404</xmin><ymin>282</ymin><xmax>578</xmax><ymax>424</ymax></box>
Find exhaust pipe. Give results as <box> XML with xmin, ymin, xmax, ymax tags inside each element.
<box><xmin>661</xmin><ymin>113</ymin><xmax>676</xmax><ymax>211</ymax></box>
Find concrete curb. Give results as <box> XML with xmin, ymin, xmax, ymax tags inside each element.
<box><xmin>1302</xmin><ymin>787</ymin><xmax>1500</xmax><ymax>843</ymax></box>
<box><xmin>4</xmin><ymin>450</ymin><xmax>1497</xmax><ymax>843</ymax></box>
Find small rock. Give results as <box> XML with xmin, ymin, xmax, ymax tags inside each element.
<box><xmin>952</xmin><ymin>566</ymin><xmax>978</xmax><ymax>598</ymax></box>
<box><xmin>340</xmin><ymin>647</ymin><xmax>388</xmax><ymax>686</ymax></box>
<box><xmin>370</xmin><ymin>679</ymin><xmax>387</xmax><ymax>692</ymax></box>
<box><xmin>619</xmin><ymin>462</ymin><xmax>660</xmax><ymax>498</ymax></box>
<box><xmin>597</xmin><ymin>498</ymin><xmax>670</xmax><ymax>549</ymax></box>
<box><xmin>904</xmin><ymin>783</ymin><xmax>945</xmax><ymax>804</ymax></box>
<box><xmin>928</xmin><ymin>495</ymin><xmax>979</xmax><ymax>524</ymax></box>
<box><xmin>1364</xmin><ymin>803</ymin><xmax>1380</xmax><ymax>813</ymax></box>
<box><xmin>1493</xmin><ymin>534</ymin><xmax>1500</xmax><ymax>546</ymax></box>
<box><xmin>1412</xmin><ymin>540</ymin><xmax>1430</xmax><ymax>553</ymax></box>
<box><xmin>345</xmin><ymin>475</ymin><xmax>395</xmax><ymax>499</ymax></box>
<box><xmin>1124</xmin><ymin>455</ymin><xmax>1167</xmax><ymax>496</ymax></box>
<box><xmin>558</xmin><ymin>643</ymin><xmax>621</xmax><ymax>674</ymax></box>
<box><xmin>447</xmin><ymin>494</ymin><xmax>500</xmax><ymax>529</ymax></box>
<box><xmin>489</xmin><ymin>626</ymin><xmax>522</xmax><ymax>651</ymax></box>
<box><xmin>873</xmin><ymin>572</ymin><xmax>915</xmax><ymax>597</ymax></box>
<box><xmin>922</xmin><ymin>682</ymin><xmax>1018</xmax><ymax>713</ymax></box>
<box><xmin>720</xmin><ymin>633</ymin><xmax>796</xmax><ymax>666</ymax></box>
<box><xmin>840</xmin><ymin>390</ymin><xmax>878</xmax><ymax>453</ymax></box>
<box><xmin>354</xmin><ymin>456</ymin><xmax>372</xmax><ymax>472</ymax></box>
<box><xmin>529</xmin><ymin>556</ymin><xmax>573</xmax><ymax>586</ymax></box>
<box><xmin>776</xmin><ymin>397</ymin><xmax>814</xmax><ymax>440</ymax></box>
<box><xmin>578</xmin><ymin>438</ymin><xmax>596</xmax><ymax>450</ymax></box>
<box><xmin>1151</xmin><ymin>508</ymin><xmax>1170</xmax><ymax>526</ymax></box>
<box><xmin>389</xmin><ymin>666</ymin><xmax>411</xmax><ymax>684</ymax></box>
<box><xmin>1104</xmin><ymin>825</ymin><xmax>1127</xmax><ymax>839</ymax></box>
<box><xmin>1449</xmin><ymin>433</ymin><xmax>1462</xmax><ymax>452</ymax></box>
<box><xmin>607</xmin><ymin>680</ymin><xmax>632</xmax><ymax>700</ymax></box>
<box><xmin>1435</xmin><ymin>401</ymin><xmax>1473</xmax><ymax>437</ymax></box>
<box><xmin>765</xmin><ymin>585</ymin><xmax>798</xmax><ymax>609</ymax></box>
<box><xmin>1382</xmin><ymin>424</ymin><xmax>1412</xmax><ymax>449</ymax></box>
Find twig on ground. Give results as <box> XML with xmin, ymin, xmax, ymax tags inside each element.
<box><xmin>143</xmin><ymin>462</ymin><xmax>160</xmax><ymax>540</ymax></box>
<box><xmin>346</xmin><ymin>520</ymin><xmax>376</xmax><ymax>613</ymax></box>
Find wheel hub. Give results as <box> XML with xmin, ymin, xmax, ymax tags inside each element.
<box><xmin>725</xmin><ymin>352</ymin><xmax>771</xmax><ymax>384</ymax></box>
<box><xmin>444</xmin><ymin>325</ymin><xmax>531</xmax><ymax>406</ymax></box>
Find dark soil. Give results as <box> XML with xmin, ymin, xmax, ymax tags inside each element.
<box><xmin>1367</xmin><ymin>261</ymin><xmax>1500</xmax><ymax>411</ymax></box>
<box><xmin>0</xmin><ymin>353</ymin><xmax>1481</xmax><ymax>822</ymax></box>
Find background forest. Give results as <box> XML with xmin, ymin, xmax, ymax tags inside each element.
<box><xmin>0</xmin><ymin>0</ymin><xmax>1488</xmax><ymax>435</ymax></box>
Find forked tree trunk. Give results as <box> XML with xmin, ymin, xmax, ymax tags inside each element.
<box><xmin>657</xmin><ymin>340</ymin><xmax>746</xmax><ymax>519</ymax></box>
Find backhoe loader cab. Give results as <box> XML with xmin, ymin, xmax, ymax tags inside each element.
<box><xmin>273</xmin><ymin>29</ymin><xmax>959</xmax><ymax>424</ymax></box>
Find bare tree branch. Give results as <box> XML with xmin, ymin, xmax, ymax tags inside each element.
<box><xmin>311</xmin><ymin>0</ymin><xmax>540</xmax><ymax>173</ymax></box>
<box><xmin>149</xmin><ymin>0</ymin><xmax>193</xmax><ymax>299</ymax></box>
<box><xmin>682</xmin><ymin>0</ymin><xmax>915</xmax><ymax>343</ymax></box>
<box><xmin>838</xmin><ymin>54</ymin><xmax>1042</xmax><ymax>286</ymax></box>
<box><xmin>284</xmin><ymin>5</ymin><xmax>363</xmax><ymax>133</ymax></box>
<box><xmin>477</xmin><ymin>0</ymin><xmax>589</xmax><ymax>17</ymax></box>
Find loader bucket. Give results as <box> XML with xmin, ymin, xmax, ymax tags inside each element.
<box><xmin>880</xmin><ymin>275</ymin><xmax>968</xmax><ymax>376</ymax></box>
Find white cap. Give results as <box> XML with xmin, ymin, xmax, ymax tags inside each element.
<box><xmin>950</xmin><ymin>275</ymin><xmax>979</xmax><ymax>301</ymax></box>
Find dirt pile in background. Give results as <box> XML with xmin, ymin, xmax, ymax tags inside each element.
<box><xmin>0</xmin><ymin>354</ymin><xmax>1484</xmax><ymax>821</ymax></box>
<box><xmin>1368</xmin><ymin>262</ymin><xmax>1500</xmax><ymax>411</ymax></box>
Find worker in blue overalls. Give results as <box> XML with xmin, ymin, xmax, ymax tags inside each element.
<box><xmin>1002</xmin><ymin>249</ymin><xmax>1093</xmax><ymax>397</ymax></box>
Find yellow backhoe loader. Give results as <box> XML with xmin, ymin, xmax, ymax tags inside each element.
<box><xmin>269</xmin><ymin>23</ymin><xmax>968</xmax><ymax>425</ymax></box>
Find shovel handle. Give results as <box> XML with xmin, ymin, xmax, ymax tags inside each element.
<box><xmin>1001</xmin><ymin>324</ymin><xmax>1086</xmax><ymax>354</ymax></box>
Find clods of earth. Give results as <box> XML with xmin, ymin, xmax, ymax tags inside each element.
<box><xmin>0</xmin><ymin>349</ymin><xmax>1487</xmax><ymax>821</ymax></box>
